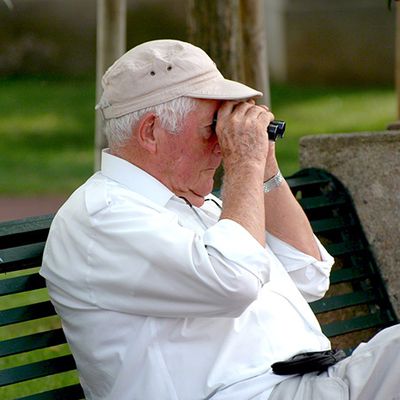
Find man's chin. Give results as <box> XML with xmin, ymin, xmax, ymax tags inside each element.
<box><xmin>188</xmin><ymin>190</ymin><xmax>208</xmax><ymax>207</ymax></box>
<box><xmin>176</xmin><ymin>180</ymin><xmax>214</xmax><ymax>207</ymax></box>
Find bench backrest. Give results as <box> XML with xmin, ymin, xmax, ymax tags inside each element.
<box><xmin>0</xmin><ymin>168</ymin><xmax>398</xmax><ymax>398</ymax></box>
<box><xmin>286</xmin><ymin>168</ymin><xmax>398</xmax><ymax>351</ymax></box>
<box><xmin>0</xmin><ymin>215</ymin><xmax>85</xmax><ymax>400</ymax></box>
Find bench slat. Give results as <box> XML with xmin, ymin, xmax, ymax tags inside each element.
<box><xmin>311</xmin><ymin>290</ymin><xmax>377</xmax><ymax>314</ymax></box>
<box><xmin>310</xmin><ymin>215</ymin><xmax>355</xmax><ymax>233</ymax></box>
<box><xmin>0</xmin><ymin>328</ymin><xmax>67</xmax><ymax>357</ymax></box>
<box><xmin>321</xmin><ymin>312</ymin><xmax>395</xmax><ymax>338</ymax></box>
<box><xmin>0</xmin><ymin>354</ymin><xmax>77</xmax><ymax>386</ymax></box>
<box><xmin>298</xmin><ymin>194</ymin><xmax>347</xmax><ymax>210</ymax></box>
<box><xmin>0</xmin><ymin>273</ymin><xmax>46</xmax><ymax>296</ymax></box>
<box><xmin>17</xmin><ymin>384</ymin><xmax>85</xmax><ymax>400</ymax></box>
<box><xmin>0</xmin><ymin>301</ymin><xmax>55</xmax><ymax>327</ymax></box>
<box><xmin>0</xmin><ymin>215</ymin><xmax>53</xmax><ymax>239</ymax></box>
<box><xmin>0</xmin><ymin>242</ymin><xmax>46</xmax><ymax>273</ymax></box>
<box><xmin>325</xmin><ymin>240</ymin><xmax>365</xmax><ymax>256</ymax></box>
<box><xmin>285</xmin><ymin>175</ymin><xmax>331</xmax><ymax>190</ymax></box>
<box><xmin>329</xmin><ymin>267</ymin><xmax>369</xmax><ymax>284</ymax></box>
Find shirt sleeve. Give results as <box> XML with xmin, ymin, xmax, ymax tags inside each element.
<box><xmin>85</xmin><ymin>202</ymin><xmax>272</xmax><ymax>319</ymax></box>
<box><xmin>266</xmin><ymin>232</ymin><xmax>334</xmax><ymax>302</ymax></box>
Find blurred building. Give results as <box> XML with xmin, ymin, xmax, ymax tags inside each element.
<box><xmin>0</xmin><ymin>0</ymin><xmax>187</xmax><ymax>77</ymax></box>
<box><xmin>0</xmin><ymin>0</ymin><xmax>396</xmax><ymax>85</ymax></box>
<box><xmin>265</xmin><ymin>0</ymin><xmax>396</xmax><ymax>85</ymax></box>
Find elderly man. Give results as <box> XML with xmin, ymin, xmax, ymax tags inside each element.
<box><xmin>41</xmin><ymin>40</ymin><xmax>400</xmax><ymax>400</ymax></box>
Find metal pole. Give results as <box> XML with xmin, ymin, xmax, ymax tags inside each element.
<box><xmin>95</xmin><ymin>0</ymin><xmax>127</xmax><ymax>170</ymax></box>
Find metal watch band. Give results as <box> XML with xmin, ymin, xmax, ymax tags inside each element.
<box><xmin>263</xmin><ymin>170</ymin><xmax>284</xmax><ymax>193</ymax></box>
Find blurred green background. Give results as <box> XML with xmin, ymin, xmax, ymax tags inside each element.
<box><xmin>0</xmin><ymin>0</ymin><xmax>397</xmax><ymax>197</ymax></box>
<box><xmin>0</xmin><ymin>76</ymin><xmax>395</xmax><ymax>195</ymax></box>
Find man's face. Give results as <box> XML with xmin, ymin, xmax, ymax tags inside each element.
<box><xmin>157</xmin><ymin>99</ymin><xmax>222</xmax><ymax>207</ymax></box>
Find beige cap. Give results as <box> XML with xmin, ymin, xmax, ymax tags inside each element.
<box><xmin>97</xmin><ymin>39</ymin><xmax>262</xmax><ymax>120</ymax></box>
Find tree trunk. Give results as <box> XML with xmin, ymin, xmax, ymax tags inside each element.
<box><xmin>188</xmin><ymin>0</ymin><xmax>243</xmax><ymax>82</ymax></box>
<box><xmin>188</xmin><ymin>0</ymin><xmax>269</xmax><ymax>103</ymax></box>
<box><xmin>240</xmin><ymin>0</ymin><xmax>270</xmax><ymax>106</ymax></box>
<box><xmin>187</xmin><ymin>0</ymin><xmax>270</xmax><ymax>189</ymax></box>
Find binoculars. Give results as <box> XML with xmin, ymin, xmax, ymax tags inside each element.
<box><xmin>266</xmin><ymin>120</ymin><xmax>286</xmax><ymax>141</ymax></box>
<box><xmin>212</xmin><ymin>116</ymin><xmax>285</xmax><ymax>141</ymax></box>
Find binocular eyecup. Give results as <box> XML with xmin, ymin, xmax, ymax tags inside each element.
<box><xmin>267</xmin><ymin>120</ymin><xmax>285</xmax><ymax>141</ymax></box>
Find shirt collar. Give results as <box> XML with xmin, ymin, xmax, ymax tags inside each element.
<box><xmin>100</xmin><ymin>149</ymin><xmax>175</xmax><ymax>207</ymax></box>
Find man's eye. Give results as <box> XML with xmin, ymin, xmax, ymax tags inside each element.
<box><xmin>202</xmin><ymin>127</ymin><xmax>214</xmax><ymax>140</ymax></box>
<box><xmin>211</xmin><ymin>114</ymin><xmax>218</xmax><ymax>131</ymax></box>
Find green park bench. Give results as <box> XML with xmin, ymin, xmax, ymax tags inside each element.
<box><xmin>0</xmin><ymin>167</ymin><xmax>398</xmax><ymax>399</ymax></box>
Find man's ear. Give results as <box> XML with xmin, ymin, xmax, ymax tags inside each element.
<box><xmin>136</xmin><ymin>113</ymin><xmax>158</xmax><ymax>153</ymax></box>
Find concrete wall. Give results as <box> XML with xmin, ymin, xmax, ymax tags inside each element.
<box><xmin>265</xmin><ymin>0</ymin><xmax>396</xmax><ymax>84</ymax></box>
<box><xmin>300</xmin><ymin>131</ymin><xmax>400</xmax><ymax>317</ymax></box>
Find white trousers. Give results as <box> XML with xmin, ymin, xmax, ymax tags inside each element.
<box><xmin>269</xmin><ymin>324</ymin><xmax>400</xmax><ymax>400</ymax></box>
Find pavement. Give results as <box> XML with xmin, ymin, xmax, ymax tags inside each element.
<box><xmin>0</xmin><ymin>195</ymin><xmax>67</xmax><ymax>222</ymax></box>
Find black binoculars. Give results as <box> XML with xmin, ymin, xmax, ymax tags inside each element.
<box><xmin>212</xmin><ymin>116</ymin><xmax>285</xmax><ymax>141</ymax></box>
<box><xmin>265</xmin><ymin>120</ymin><xmax>286</xmax><ymax>141</ymax></box>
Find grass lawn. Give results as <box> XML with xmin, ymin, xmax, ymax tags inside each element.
<box><xmin>0</xmin><ymin>76</ymin><xmax>95</xmax><ymax>195</ymax></box>
<box><xmin>0</xmin><ymin>76</ymin><xmax>397</xmax><ymax>195</ymax></box>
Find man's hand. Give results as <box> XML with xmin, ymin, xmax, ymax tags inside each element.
<box><xmin>215</xmin><ymin>100</ymin><xmax>274</xmax><ymax>171</ymax></box>
<box><xmin>215</xmin><ymin>100</ymin><xmax>275</xmax><ymax>246</ymax></box>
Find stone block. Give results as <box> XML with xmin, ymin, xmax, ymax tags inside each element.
<box><xmin>300</xmin><ymin>131</ymin><xmax>400</xmax><ymax>317</ymax></box>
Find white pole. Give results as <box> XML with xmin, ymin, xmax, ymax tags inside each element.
<box><xmin>94</xmin><ymin>0</ymin><xmax>127</xmax><ymax>170</ymax></box>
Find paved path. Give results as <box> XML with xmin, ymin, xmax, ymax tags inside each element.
<box><xmin>0</xmin><ymin>195</ymin><xmax>67</xmax><ymax>222</ymax></box>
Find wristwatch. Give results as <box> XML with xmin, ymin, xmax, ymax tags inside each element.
<box><xmin>263</xmin><ymin>170</ymin><xmax>284</xmax><ymax>193</ymax></box>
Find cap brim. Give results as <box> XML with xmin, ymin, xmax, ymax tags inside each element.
<box><xmin>185</xmin><ymin>77</ymin><xmax>263</xmax><ymax>101</ymax></box>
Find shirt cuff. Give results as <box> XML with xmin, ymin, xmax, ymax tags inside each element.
<box><xmin>266</xmin><ymin>232</ymin><xmax>334</xmax><ymax>274</ymax></box>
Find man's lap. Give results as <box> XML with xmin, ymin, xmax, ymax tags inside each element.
<box><xmin>269</xmin><ymin>324</ymin><xmax>400</xmax><ymax>400</ymax></box>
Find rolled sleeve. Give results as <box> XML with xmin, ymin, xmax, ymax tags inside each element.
<box><xmin>266</xmin><ymin>232</ymin><xmax>335</xmax><ymax>302</ymax></box>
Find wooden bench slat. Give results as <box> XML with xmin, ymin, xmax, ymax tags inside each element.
<box><xmin>329</xmin><ymin>267</ymin><xmax>369</xmax><ymax>284</ymax></box>
<box><xmin>298</xmin><ymin>194</ymin><xmax>347</xmax><ymax>210</ymax></box>
<box><xmin>17</xmin><ymin>384</ymin><xmax>85</xmax><ymax>400</ymax></box>
<box><xmin>285</xmin><ymin>175</ymin><xmax>331</xmax><ymax>190</ymax></box>
<box><xmin>325</xmin><ymin>240</ymin><xmax>365</xmax><ymax>256</ymax></box>
<box><xmin>0</xmin><ymin>273</ymin><xmax>46</xmax><ymax>296</ymax></box>
<box><xmin>311</xmin><ymin>290</ymin><xmax>377</xmax><ymax>314</ymax></box>
<box><xmin>310</xmin><ymin>215</ymin><xmax>355</xmax><ymax>233</ymax></box>
<box><xmin>0</xmin><ymin>301</ymin><xmax>55</xmax><ymax>327</ymax></box>
<box><xmin>0</xmin><ymin>354</ymin><xmax>77</xmax><ymax>386</ymax></box>
<box><xmin>0</xmin><ymin>242</ymin><xmax>46</xmax><ymax>273</ymax></box>
<box><xmin>0</xmin><ymin>215</ymin><xmax>53</xmax><ymax>239</ymax></box>
<box><xmin>321</xmin><ymin>312</ymin><xmax>395</xmax><ymax>338</ymax></box>
<box><xmin>0</xmin><ymin>328</ymin><xmax>66</xmax><ymax>357</ymax></box>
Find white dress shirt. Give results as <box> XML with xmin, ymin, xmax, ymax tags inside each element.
<box><xmin>41</xmin><ymin>150</ymin><xmax>334</xmax><ymax>400</ymax></box>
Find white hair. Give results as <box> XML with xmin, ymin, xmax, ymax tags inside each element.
<box><xmin>99</xmin><ymin>97</ymin><xmax>198</xmax><ymax>151</ymax></box>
